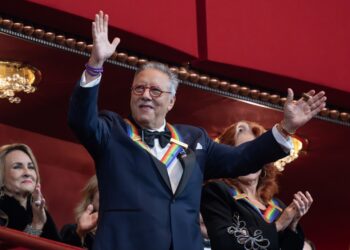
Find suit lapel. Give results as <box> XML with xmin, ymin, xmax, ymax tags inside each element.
<box><xmin>124</xmin><ymin>119</ymin><xmax>196</xmax><ymax>195</ymax></box>
<box><xmin>149</xmin><ymin>153</ymin><xmax>173</xmax><ymax>193</ymax></box>
<box><xmin>174</xmin><ymin>148</ymin><xmax>196</xmax><ymax>197</ymax></box>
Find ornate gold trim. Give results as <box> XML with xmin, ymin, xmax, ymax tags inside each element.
<box><xmin>0</xmin><ymin>15</ymin><xmax>349</xmax><ymax>123</ymax></box>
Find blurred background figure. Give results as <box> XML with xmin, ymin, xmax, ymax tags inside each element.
<box><xmin>201</xmin><ymin>121</ymin><xmax>313</xmax><ymax>250</ymax></box>
<box><xmin>61</xmin><ymin>175</ymin><xmax>98</xmax><ymax>249</ymax></box>
<box><xmin>200</xmin><ymin>213</ymin><xmax>211</xmax><ymax>250</ymax></box>
<box><xmin>0</xmin><ymin>143</ymin><xmax>60</xmax><ymax>240</ymax></box>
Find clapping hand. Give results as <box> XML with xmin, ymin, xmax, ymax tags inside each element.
<box><xmin>275</xmin><ymin>191</ymin><xmax>313</xmax><ymax>232</ymax></box>
<box><xmin>31</xmin><ymin>184</ymin><xmax>47</xmax><ymax>230</ymax></box>
<box><xmin>76</xmin><ymin>204</ymin><xmax>99</xmax><ymax>238</ymax></box>
<box><xmin>275</xmin><ymin>201</ymin><xmax>296</xmax><ymax>232</ymax></box>
<box><xmin>289</xmin><ymin>191</ymin><xmax>313</xmax><ymax>231</ymax></box>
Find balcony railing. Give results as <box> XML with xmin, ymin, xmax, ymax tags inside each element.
<box><xmin>0</xmin><ymin>226</ymin><xmax>82</xmax><ymax>250</ymax></box>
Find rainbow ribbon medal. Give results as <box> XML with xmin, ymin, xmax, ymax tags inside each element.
<box><xmin>230</xmin><ymin>186</ymin><xmax>283</xmax><ymax>223</ymax></box>
<box><xmin>125</xmin><ymin>119</ymin><xmax>187</xmax><ymax>168</ymax></box>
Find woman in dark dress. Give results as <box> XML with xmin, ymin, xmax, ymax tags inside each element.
<box><xmin>201</xmin><ymin>121</ymin><xmax>313</xmax><ymax>250</ymax></box>
<box><xmin>0</xmin><ymin>143</ymin><xmax>60</xmax><ymax>241</ymax></box>
<box><xmin>61</xmin><ymin>175</ymin><xmax>98</xmax><ymax>249</ymax></box>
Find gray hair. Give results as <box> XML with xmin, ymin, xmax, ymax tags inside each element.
<box><xmin>135</xmin><ymin>61</ymin><xmax>179</xmax><ymax>96</ymax></box>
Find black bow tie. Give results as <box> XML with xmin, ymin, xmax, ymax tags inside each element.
<box><xmin>141</xmin><ymin>129</ymin><xmax>171</xmax><ymax>148</ymax></box>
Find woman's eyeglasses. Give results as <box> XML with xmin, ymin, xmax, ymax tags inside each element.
<box><xmin>131</xmin><ymin>85</ymin><xmax>172</xmax><ymax>98</ymax></box>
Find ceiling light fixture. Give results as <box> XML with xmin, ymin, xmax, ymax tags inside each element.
<box><xmin>274</xmin><ymin>136</ymin><xmax>307</xmax><ymax>171</ymax></box>
<box><xmin>0</xmin><ymin>61</ymin><xmax>41</xmax><ymax>103</ymax></box>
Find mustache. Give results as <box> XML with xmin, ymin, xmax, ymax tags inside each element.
<box><xmin>138</xmin><ymin>100</ymin><xmax>155</xmax><ymax>108</ymax></box>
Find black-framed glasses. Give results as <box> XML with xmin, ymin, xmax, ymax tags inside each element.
<box><xmin>131</xmin><ymin>85</ymin><xmax>172</xmax><ymax>98</ymax></box>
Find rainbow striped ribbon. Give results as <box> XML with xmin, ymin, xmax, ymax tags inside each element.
<box><xmin>229</xmin><ymin>186</ymin><xmax>283</xmax><ymax>223</ymax></box>
<box><xmin>124</xmin><ymin>119</ymin><xmax>184</xmax><ymax>168</ymax></box>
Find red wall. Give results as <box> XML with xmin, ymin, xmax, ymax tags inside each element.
<box><xmin>206</xmin><ymin>0</ymin><xmax>350</xmax><ymax>93</ymax></box>
<box><xmin>27</xmin><ymin>0</ymin><xmax>199</xmax><ymax>57</ymax></box>
<box><xmin>27</xmin><ymin>0</ymin><xmax>350</xmax><ymax>94</ymax></box>
<box><xmin>2</xmin><ymin>1</ymin><xmax>349</xmax><ymax>249</ymax></box>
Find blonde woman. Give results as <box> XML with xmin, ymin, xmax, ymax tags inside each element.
<box><xmin>61</xmin><ymin>175</ymin><xmax>99</xmax><ymax>249</ymax></box>
<box><xmin>0</xmin><ymin>143</ymin><xmax>60</xmax><ymax>241</ymax></box>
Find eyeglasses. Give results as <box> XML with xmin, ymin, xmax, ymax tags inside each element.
<box><xmin>131</xmin><ymin>85</ymin><xmax>172</xmax><ymax>98</ymax></box>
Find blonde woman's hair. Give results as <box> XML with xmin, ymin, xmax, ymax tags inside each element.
<box><xmin>0</xmin><ymin>143</ymin><xmax>40</xmax><ymax>192</ymax></box>
<box><xmin>74</xmin><ymin>175</ymin><xmax>98</xmax><ymax>221</ymax></box>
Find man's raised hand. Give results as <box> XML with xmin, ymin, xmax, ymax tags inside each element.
<box><xmin>89</xmin><ymin>10</ymin><xmax>120</xmax><ymax>68</ymax></box>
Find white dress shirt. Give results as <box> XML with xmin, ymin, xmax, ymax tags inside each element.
<box><xmin>142</xmin><ymin>122</ymin><xmax>183</xmax><ymax>194</ymax></box>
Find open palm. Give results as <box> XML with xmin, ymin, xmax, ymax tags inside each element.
<box><xmin>283</xmin><ymin>88</ymin><xmax>326</xmax><ymax>132</ymax></box>
<box><xmin>89</xmin><ymin>11</ymin><xmax>120</xmax><ymax>67</ymax></box>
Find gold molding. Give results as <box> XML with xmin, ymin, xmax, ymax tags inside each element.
<box><xmin>0</xmin><ymin>15</ymin><xmax>349</xmax><ymax>123</ymax></box>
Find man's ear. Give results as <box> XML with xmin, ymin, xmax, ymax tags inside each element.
<box><xmin>168</xmin><ymin>96</ymin><xmax>176</xmax><ymax>111</ymax></box>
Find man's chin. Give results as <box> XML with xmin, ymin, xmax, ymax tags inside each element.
<box><xmin>134</xmin><ymin>115</ymin><xmax>153</xmax><ymax>128</ymax></box>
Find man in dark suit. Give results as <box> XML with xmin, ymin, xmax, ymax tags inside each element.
<box><xmin>68</xmin><ymin>11</ymin><xmax>326</xmax><ymax>250</ymax></box>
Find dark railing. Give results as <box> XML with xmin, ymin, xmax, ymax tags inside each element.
<box><xmin>0</xmin><ymin>227</ymin><xmax>82</xmax><ymax>250</ymax></box>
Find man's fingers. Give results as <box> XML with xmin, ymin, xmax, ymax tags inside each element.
<box><xmin>92</xmin><ymin>22</ymin><xmax>97</xmax><ymax>40</ymax></box>
<box><xmin>95</xmin><ymin>11</ymin><xmax>104</xmax><ymax>33</ymax></box>
<box><xmin>95</xmin><ymin>14</ymin><xmax>100</xmax><ymax>33</ymax></box>
<box><xmin>286</xmin><ymin>88</ymin><xmax>294</xmax><ymax>104</ymax></box>
<box><xmin>112</xmin><ymin>37</ymin><xmax>121</xmax><ymax>48</ymax></box>
<box><xmin>309</xmin><ymin>95</ymin><xmax>327</xmax><ymax>109</ymax></box>
<box><xmin>103</xmin><ymin>14</ymin><xmax>109</xmax><ymax>33</ymax></box>
<box><xmin>298</xmin><ymin>89</ymin><xmax>315</xmax><ymax>102</ymax></box>
<box><xmin>310</xmin><ymin>98</ymin><xmax>326</xmax><ymax>117</ymax></box>
<box><xmin>295</xmin><ymin>89</ymin><xmax>326</xmax><ymax>116</ymax></box>
<box><xmin>311</xmin><ymin>90</ymin><xmax>325</xmax><ymax>101</ymax></box>
<box><xmin>305</xmin><ymin>90</ymin><xmax>316</xmax><ymax>96</ymax></box>
<box><xmin>98</xmin><ymin>11</ymin><xmax>104</xmax><ymax>32</ymax></box>
<box><xmin>308</xmin><ymin>90</ymin><xmax>325</xmax><ymax>105</ymax></box>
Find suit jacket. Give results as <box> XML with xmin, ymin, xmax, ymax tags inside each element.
<box><xmin>68</xmin><ymin>83</ymin><xmax>286</xmax><ymax>250</ymax></box>
<box><xmin>201</xmin><ymin>181</ymin><xmax>304</xmax><ymax>250</ymax></box>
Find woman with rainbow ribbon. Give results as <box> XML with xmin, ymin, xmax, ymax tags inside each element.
<box><xmin>201</xmin><ymin>121</ymin><xmax>312</xmax><ymax>250</ymax></box>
